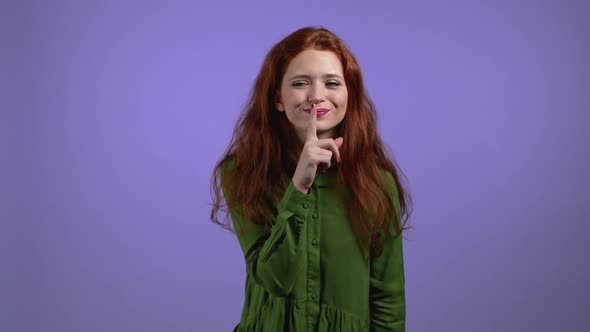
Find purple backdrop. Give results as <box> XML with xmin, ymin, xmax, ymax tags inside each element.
<box><xmin>2</xmin><ymin>0</ymin><xmax>589</xmax><ymax>331</ymax></box>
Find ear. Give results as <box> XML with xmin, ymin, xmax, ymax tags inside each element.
<box><xmin>274</xmin><ymin>92</ymin><xmax>284</xmax><ymax>112</ymax></box>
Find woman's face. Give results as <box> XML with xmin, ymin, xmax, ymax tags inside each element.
<box><xmin>275</xmin><ymin>49</ymin><xmax>348</xmax><ymax>143</ymax></box>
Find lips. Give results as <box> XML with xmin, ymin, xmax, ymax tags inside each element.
<box><xmin>304</xmin><ymin>108</ymin><xmax>331</xmax><ymax>115</ymax></box>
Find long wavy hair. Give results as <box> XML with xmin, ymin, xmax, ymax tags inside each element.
<box><xmin>210</xmin><ymin>26</ymin><xmax>412</xmax><ymax>258</ymax></box>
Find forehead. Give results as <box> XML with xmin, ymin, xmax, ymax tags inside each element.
<box><xmin>284</xmin><ymin>49</ymin><xmax>343</xmax><ymax>75</ymax></box>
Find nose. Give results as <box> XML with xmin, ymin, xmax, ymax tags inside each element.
<box><xmin>307</xmin><ymin>85</ymin><xmax>325</xmax><ymax>104</ymax></box>
<box><xmin>308</xmin><ymin>97</ymin><xmax>324</xmax><ymax>105</ymax></box>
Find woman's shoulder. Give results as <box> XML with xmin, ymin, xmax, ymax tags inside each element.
<box><xmin>220</xmin><ymin>156</ymin><xmax>236</xmax><ymax>175</ymax></box>
<box><xmin>379</xmin><ymin>168</ymin><xmax>394</xmax><ymax>185</ymax></box>
<box><xmin>219</xmin><ymin>157</ymin><xmax>238</xmax><ymax>196</ymax></box>
<box><xmin>380</xmin><ymin>168</ymin><xmax>400</xmax><ymax>199</ymax></box>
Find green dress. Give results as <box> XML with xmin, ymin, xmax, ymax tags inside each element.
<box><xmin>221</xmin><ymin>163</ymin><xmax>405</xmax><ymax>332</ymax></box>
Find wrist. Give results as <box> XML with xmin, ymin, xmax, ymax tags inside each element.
<box><xmin>293</xmin><ymin>182</ymin><xmax>309</xmax><ymax>195</ymax></box>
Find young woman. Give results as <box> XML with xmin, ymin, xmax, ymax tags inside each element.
<box><xmin>210</xmin><ymin>26</ymin><xmax>412</xmax><ymax>332</ymax></box>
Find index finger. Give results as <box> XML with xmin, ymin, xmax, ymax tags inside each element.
<box><xmin>306</xmin><ymin>103</ymin><xmax>318</xmax><ymax>141</ymax></box>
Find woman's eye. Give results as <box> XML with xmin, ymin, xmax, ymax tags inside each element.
<box><xmin>291</xmin><ymin>80</ymin><xmax>341</xmax><ymax>87</ymax></box>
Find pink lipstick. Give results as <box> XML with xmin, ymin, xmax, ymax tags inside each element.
<box><xmin>304</xmin><ymin>108</ymin><xmax>331</xmax><ymax>117</ymax></box>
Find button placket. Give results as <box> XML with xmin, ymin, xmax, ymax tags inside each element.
<box><xmin>305</xmin><ymin>183</ymin><xmax>321</xmax><ymax>329</ymax></box>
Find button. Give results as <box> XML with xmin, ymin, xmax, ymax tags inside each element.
<box><xmin>312</xmin><ymin>239</ymin><xmax>318</xmax><ymax>247</ymax></box>
<box><xmin>302</xmin><ymin>202</ymin><xmax>310</xmax><ymax>209</ymax></box>
<box><xmin>312</xmin><ymin>214</ymin><xmax>317</xmax><ymax>219</ymax></box>
<box><xmin>310</xmin><ymin>292</ymin><xmax>316</xmax><ymax>300</ymax></box>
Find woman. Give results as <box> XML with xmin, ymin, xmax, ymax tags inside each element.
<box><xmin>210</xmin><ymin>26</ymin><xmax>412</xmax><ymax>332</ymax></box>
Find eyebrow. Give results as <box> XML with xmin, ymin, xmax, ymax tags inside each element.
<box><xmin>287</xmin><ymin>73</ymin><xmax>344</xmax><ymax>81</ymax></box>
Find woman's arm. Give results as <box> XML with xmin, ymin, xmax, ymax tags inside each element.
<box><xmin>369</xmin><ymin>172</ymin><xmax>406</xmax><ymax>331</ymax></box>
<box><xmin>221</xmin><ymin>165</ymin><xmax>313</xmax><ymax>297</ymax></box>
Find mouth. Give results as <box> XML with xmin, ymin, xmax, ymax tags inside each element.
<box><xmin>304</xmin><ymin>108</ymin><xmax>331</xmax><ymax>117</ymax></box>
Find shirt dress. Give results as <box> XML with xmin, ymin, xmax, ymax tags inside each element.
<box><xmin>221</xmin><ymin>161</ymin><xmax>405</xmax><ymax>332</ymax></box>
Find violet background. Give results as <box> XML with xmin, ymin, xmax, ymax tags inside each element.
<box><xmin>2</xmin><ymin>0</ymin><xmax>588</xmax><ymax>331</ymax></box>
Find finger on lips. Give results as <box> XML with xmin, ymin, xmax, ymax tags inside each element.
<box><xmin>307</xmin><ymin>103</ymin><xmax>318</xmax><ymax>141</ymax></box>
<box><xmin>307</xmin><ymin>103</ymin><xmax>341</xmax><ymax>171</ymax></box>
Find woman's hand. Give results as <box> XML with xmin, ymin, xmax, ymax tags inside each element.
<box><xmin>292</xmin><ymin>103</ymin><xmax>343</xmax><ymax>194</ymax></box>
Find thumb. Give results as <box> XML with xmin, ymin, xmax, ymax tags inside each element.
<box><xmin>334</xmin><ymin>137</ymin><xmax>344</xmax><ymax>148</ymax></box>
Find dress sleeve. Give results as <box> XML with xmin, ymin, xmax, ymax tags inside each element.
<box><xmin>369</xmin><ymin>172</ymin><xmax>406</xmax><ymax>332</ymax></box>
<box><xmin>221</xmin><ymin>164</ymin><xmax>313</xmax><ymax>297</ymax></box>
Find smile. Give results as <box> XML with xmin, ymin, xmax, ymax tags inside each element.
<box><xmin>304</xmin><ymin>108</ymin><xmax>331</xmax><ymax>117</ymax></box>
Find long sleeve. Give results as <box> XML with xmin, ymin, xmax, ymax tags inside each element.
<box><xmin>221</xmin><ymin>165</ymin><xmax>314</xmax><ymax>297</ymax></box>
<box><xmin>369</xmin><ymin>172</ymin><xmax>406</xmax><ymax>332</ymax></box>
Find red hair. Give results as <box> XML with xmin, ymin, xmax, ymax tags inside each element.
<box><xmin>210</xmin><ymin>26</ymin><xmax>412</xmax><ymax>257</ymax></box>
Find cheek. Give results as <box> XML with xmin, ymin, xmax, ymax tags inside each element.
<box><xmin>336</xmin><ymin>91</ymin><xmax>348</xmax><ymax>107</ymax></box>
<box><xmin>289</xmin><ymin>97</ymin><xmax>308</xmax><ymax>114</ymax></box>
<box><xmin>282</xmin><ymin>91</ymin><xmax>300</xmax><ymax>106</ymax></box>
<box><xmin>290</xmin><ymin>90</ymin><xmax>307</xmax><ymax>102</ymax></box>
